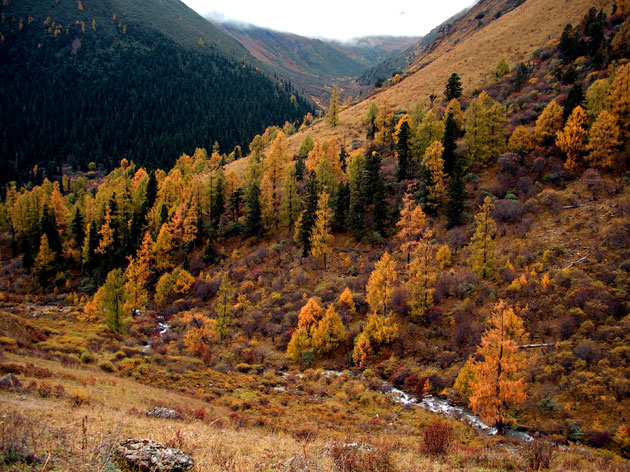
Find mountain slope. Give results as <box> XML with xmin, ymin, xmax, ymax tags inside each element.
<box><xmin>275</xmin><ymin>0</ymin><xmax>614</xmax><ymax>156</ymax></box>
<box><xmin>219</xmin><ymin>21</ymin><xmax>419</xmax><ymax>106</ymax></box>
<box><xmin>0</xmin><ymin>0</ymin><xmax>312</xmax><ymax>184</ymax></box>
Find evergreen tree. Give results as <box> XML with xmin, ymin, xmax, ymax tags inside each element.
<box><xmin>445</xmin><ymin>156</ymin><xmax>467</xmax><ymax>228</ymax></box>
<box><xmin>442</xmin><ymin>112</ymin><xmax>459</xmax><ymax>175</ymax></box>
<box><xmin>40</xmin><ymin>204</ymin><xmax>61</xmax><ymax>257</ymax></box>
<box><xmin>142</xmin><ymin>170</ymin><xmax>158</xmax><ymax>216</ymax></box>
<box><xmin>297</xmin><ymin>172</ymin><xmax>319</xmax><ymax>257</ymax></box>
<box><xmin>339</xmin><ymin>145</ymin><xmax>348</xmax><ymax>173</ymax></box>
<box><xmin>564</xmin><ymin>82</ymin><xmax>585</xmax><ymax>121</ymax></box>
<box><xmin>445</xmin><ymin>73</ymin><xmax>463</xmax><ymax>101</ymax></box>
<box><xmin>348</xmin><ymin>153</ymin><xmax>367</xmax><ymax>240</ymax></box>
<box><xmin>70</xmin><ymin>206</ymin><xmax>85</xmax><ymax>249</ymax></box>
<box><xmin>295</xmin><ymin>156</ymin><xmax>306</xmax><ymax>181</ymax></box>
<box><xmin>333</xmin><ymin>181</ymin><xmax>350</xmax><ymax>232</ymax></box>
<box><xmin>245</xmin><ymin>182</ymin><xmax>263</xmax><ymax>238</ymax></box>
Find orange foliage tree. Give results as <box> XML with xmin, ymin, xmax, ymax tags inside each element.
<box><xmin>556</xmin><ymin>105</ymin><xmax>588</xmax><ymax>172</ymax></box>
<box><xmin>297</xmin><ymin>297</ymin><xmax>324</xmax><ymax>331</ymax></box>
<box><xmin>468</xmin><ymin>300</ymin><xmax>530</xmax><ymax>431</ymax></box>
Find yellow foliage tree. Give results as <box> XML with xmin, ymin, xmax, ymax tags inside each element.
<box><xmin>534</xmin><ymin>100</ymin><xmax>563</xmax><ymax>146</ymax></box>
<box><xmin>180</xmin><ymin>311</ymin><xmax>215</xmax><ymax>358</ymax></box>
<box><xmin>464</xmin><ymin>91</ymin><xmax>506</xmax><ymax>166</ymax></box>
<box><xmin>34</xmin><ymin>234</ymin><xmax>56</xmax><ymax>286</ymax></box>
<box><xmin>406</xmin><ymin>241</ymin><xmax>436</xmax><ymax>321</ymax></box>
<box><xmin>286</xmin><ymin>327</ymin><xmax>312</xmax><ymax>367</ymax></box>
<box><xmin>422</xmin><ymin>141</ymin><xmax>446</xmax><ymax>214</ymax></box>
<box><xmin>366</xmin><ymin>252</ymin><xmax>397</xmax><ymax>316</ymax></box>
<box><xmin>468</xmin><ymin>196</ymin><xmax>497</xmax><ymax>279</ymax></box>
<box><xmin>608</xmin><ymin>62</ymin><xmax>630</xmax><ymax>139</ymax></box>
<box><xmin>123</xmin><ymin>256</ymin><xmax>149</xmax><ymax>313</ymax></box>
<box><xmin>153</xmin><ymin>223</ymin><xmax>175</xmax><ymax>272</ymax></box>
<box><xmin>436</xmin><ymin>244</ymin><xmax>452</xmax><ymax>270</ymax></box>
<box><xmin>352</xmin><ymin>312</ymin><xmax>398</xmax><ymax>368</ymax></box>
<box><xmin>337</xmin><ymin>287</ymin><xmax>356</xmax><ymax>314</ymax></box>
<box><xmin>507</xmin><ymin>125</ymin><xmax>535</xmax><ymax>155</ymax></box>
<box><xmin>556</xmin><ymin>105</ymin><xmax>588</xmax><ymax>172</ymax></box>
<box><xmin>312</xmin><ymin>305</ymin><xmax>346</xmax><ymax>356</ymax></box>
<box><xmin>310</xmin><ymin>189</ymin><xmax>334</xmax><ymax>269</ymax></box>
<box><xmin>374</xmin><ymin>101</ymin><xmax>395</xmax><ymax>149</ymax></box>
<box><xmin>96</xmin><ymin>207</ymin><xmax>114</xmax><ymax>255</ymax></box>
<box><xmin>468</xmin><ymin>301</ymin><xmax>530</xmax><ymax>430</ymax></box>
<box><xmin>445</xmin><ymin>99</ymin><xmax>464</xmax><ymax>131</ymax></box>
<box><xmin>586</xmin><ymin>110</ymin><xmax>621</xmax><ymax>169</ymax></box>
<box><xmin>297</xmin><ymin>297</ymin><xmax>324</xmax><ymax>331</ymax></box>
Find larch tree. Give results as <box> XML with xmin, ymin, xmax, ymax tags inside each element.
<box><xmin>534</xmin><ymin>101</ymin><xmax>564</xmax><ymax>146</ymax></box>
<box><xmin>215</xmin><ymin>272</ymin><xmax>234</xmax><ymax>344</ymax></box>
<box><xmin>97</xmin><ymin>268</ymin><xmax>127</xmax><ymax>334</ymax></box>
<box><xmin>406</xmin><ymin>229</ymin><xmax>436</xmax><ymax>322</ymax></box>
<box><xmin>413</xmin><ymin>109</ymin><xmax>445</xmax><ymax>161</ymax></box>
<box><xmin>310</xmin><ymin>189</ymin><xmax>334</xmax><ymax>269</ymax></box>
<box><xmin>556</xmin><ymin>105</ymin><xmax>588</xmax><ymax>172</ymax></box>
<box><xmin>507</xmin><ymin>125</ymin><xmax>535</xmax><ymax>156</ymax></box>
<box><xmin>286</xmin><ymin>327</ymin><xmax>312</xmax><ymax>367</ymax></box>
<box><xmin>180</xmin><ymin>311</ymin><xmax>215</xmax><ymax>358</ymax></box>
<box><xmin>445</xmin><ymin>99</ymin><xmax>464</xmax><ymax>134</ymax></box>
<box><xmin>34</xmin><ymin>233</ymin><xmax>56</xmax><ymax>287</ymax></box>
<box><xmin>96</xmin><ymin>207</ymin><xmax>114</xmax><ymax>256</ymax></box>
<box><xmin>297</xmin><ymin>297</ymin><xmax>325</xmax><ymax>332</ymax></box>
<box><xmin>352</xmin><ymin>312</ymin><xmax>398</xmax><ymax>368</ymax></box>
<box><xmin>469</xmin><ymin>300</ymin><xmax>530</xmax><ymax>431</ymax></box>
<box><xmin>153</xmin><ymin>222</ymin><xmax>175</xmax><ymax>272</ymax></box>
<box><xmin>395</xmin><ymin>114</ymin><xmax>413</xmax><ymax>181</ymax></box>
<box><xmin>123</xmin><ymin>256</ymin><xmax>149</xmax><ymax>313</ymax></box>
<box><xmin>464</xmin><ymin>91</ymin><xmax>507</xmax><ymax>167</ymax></box>
<box><xmin>422</xmin><ymin>141</ymin><xmax>446</xmax><ymax>215</ymax></box>
<box><xmin>374</xmin><ymin>101</ymin><xmax>395</xmax><ymax>150</ymax></box>
<box><xmin>327</xmin><ymin>85</ymin><xmax>340</xmax><ymax>127</ymax></box>
<box><xmin>585</xmin><ymin>78</ymin><xmax>610</xmax><ymax>120</ymax></box>
<box><xmin>396</xmin><ymin>188</ymin><xmax>428</xmax><ymax>264</ymax></box>
<box><xmin>337</xmin><ymin>287</ymin><xmax>356</xmax><ymax>314</ymax></box>
<box><xmin>279</xmin><ymin>166</ymin><xmax>302</xmax><ymax>232</ymax></box>
<box><xmin>468</xmin><ymin>196</ymin><xmax>497</xmax><ymax>280</ymax></box>
<box><xmin>365</xmin><ymin>102</ymin><xmax>379</xmax><ymax>139</ymax></box>
<box><xmin>311</xmin><ymin>305</ymin><xmax>346</xmax><ymax>357</ymax></box>
<box><xmin>366</xmin><ymin>252</ymin><xmax>397</xmax><ymax>316</ymax></box>
<box><xmin>586</xmin><ymin>110</ymin><xmax>621</xmax><ymax>169</ymax></box>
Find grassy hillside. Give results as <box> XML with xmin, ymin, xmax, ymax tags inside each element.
<box><xmin>259</xmin><ymin>0</ymin><xmax>615</xmax><ymax>159</ymax></box>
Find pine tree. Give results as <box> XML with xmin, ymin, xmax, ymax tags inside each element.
<box><xmin>395</xmin><ymin>114</ymin><xmax>413</xmax><ymax>181</ymax></box>
<box><xmin>310</xmin><ymin>189</ymin><xmax>334</xmax><ymax>269</ymax></box>
<box><xmin>312</xmin><ymin>305</ymin><xmax>346</xmax><ymax>356</ymax></box>
<box><xmin>40</xmin><ymin>204</ymin><xmax>61</xmax><ymax>256</ymax></box>
<box><xmin>297</xmin><ymin>172</ymin><xmax>319</xmax><ymax>257</ymax></box>
<box><xmin>445</xmin><ymin>99</ymin><xmax>464</xmax><ymax>134</ymax></box>
<box><xmin>422</xmin><ymin>141</ymin><xmax>446</xmax><ymax>215</ymax></box>
<box><xmin>327</xmin><ymin>85</ymin><xmax>340</xmax><ymax>127</ymax></box>
<box><xmin>442</xmin><ymin>112</ymin><xmax>459</xmax><ymax>175</ymax></box>
<box><xmin>333</xmin><ymin>181</ymin><xmax>350</xmax><ymax>232</ymax></box>
<box><xmin>366</xmin><ymin>252</ymin><xmax>397</xmax><ymax>316</ymax></box>
<box><xmin>245</xmin><ymin>182</ymin><xmax>263</xmax><ymax>238</ymax></box>
<box><xmin>563</xmin><ymin>82</ymin><xmax>585</xmax><ymax>122</ymax></box>
<box><xmin>215</xmin><ymin>272</ymin><xmax>234</xmax><ymax>344</ymax></box>
<box><xmin>348</xmin><ymin>153</ymin><xmax>367</xmax><ymax>240</ymax></box>
<box><xmin>468</xmin><ymin>197</ymin><xmax>497</xmax><ymax>279</ymax></box>
<box><xmin>34</xmin><ymin>234</ymin><xmax>56</xmax><ymax>287</ymax></box>
<box><xmin>534</xmin><ymin>101</ymin><xmax>564</xmax><ymax>146</ymax></box>
<box><xmin>587</xmin><ymin>110</ymin><xmax>621</xmax><ymax>169</ymax></box>
<box><xmin>445</xmin><ymin>73</ymin><xmax>463</xmax><ymax>100</ymax></box>
<box><xmin>70</xmin><ymin>206</ymin><xmax>85</xmax><ymax>249</ymax></box>
<box><xmin>445</xmin><ymin>161</ymin><xmax>467</xmax><ymax>228</ymax></box>
<box><xmin>556</xmin><ymin>105</ymin><xmax>588</xmax><ymax>172</ymax></box>
<box><xmin>469</xmin><ymin>301</ymin><xmax>529</xmax><ymax>431</ymax></box>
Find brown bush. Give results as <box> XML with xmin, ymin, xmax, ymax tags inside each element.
<box><xmin>524</xmin><ymin>438</ymin><xmax>553</xmax><ymax>471</ymax></box>
<box><xmin>421</xmin><ymin>420</ymin><xmax>453</xmax><ymax>456</ymax></box>
<box><xmin>329</xmin><ymin>443</ymin><xmax>396</xmax><ymax>472</ymax></box>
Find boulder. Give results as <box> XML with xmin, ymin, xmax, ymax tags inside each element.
<box><xmin>116</xmin><ymin>439</ymin><xmax>193</xmax><ymax>472</ymax></box>
<box><xmin>146</xmin><ymin>407</ymin><xmax>179</xmax><ymax>419</ymax></box>
<box><xmin>0</xmin><ymin>373</ymin><xmax>21</xmax><ymax>391</ymax></box>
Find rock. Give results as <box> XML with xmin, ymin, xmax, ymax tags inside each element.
<box><xmin>147</xmin><ymin>407</ymin><xmax>179</xmax><ymax>419</ymax></box>
<box><xmin>116</xmin><ymin>439</ymin><xmax>193</xmax><ymax>471</ymax></box>
<box><xmin>0</xmin><ymin>373</ymin><xmax>22</xmax><ymax>391</ymax></box>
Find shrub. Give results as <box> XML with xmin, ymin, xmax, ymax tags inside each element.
<box><xmin>0</xmin><ymin>412</ymin><xmax>38</xmax><ymax>466</ymax></box>
<box><xmin>421</xmin><ymin>421</ymin><xmax>453</xmax><ymax>456</ymax></box>
<box><xmin>70</xmin><ymin>388</ymin><xmax>89</xmax><ymax>406</ymax></box>
<box><xmin>98</xmin><ymin>360</ymin><xmax>117</xmax><ymax>372</ymax></box>
<box><xmin>524</xmin><ymin>438</ymin><xmax>553</xmax><ymax>471</ymax></box>
<box><xmin>329</xmin><ymin>443</ymin><xmax>396</xmax><ymax>472</ymax></box>
<box><xmin>492</xmin><ymin>199</ymin><xmax>525</xmax><ymax>223</ymax></box>
<box><xmin>79</xmin><ymin>350</ymin><xmax>92</xmax><ymax>364</ymax></box>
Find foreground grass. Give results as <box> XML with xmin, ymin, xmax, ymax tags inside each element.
<box><xmin>1</xmin><ymin>352</ymin><xmax>629</xmax><ymax>471</ymax></box>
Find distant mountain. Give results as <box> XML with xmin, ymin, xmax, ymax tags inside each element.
<box><xmin>0</xmin><ymin>0</ymin><xmax>312</xmax><ymax>184</ymax></box>
<box><xmin>217</xmin><ymin>21</ymin><xmax>419</xmax><ymax>106</ymax></box>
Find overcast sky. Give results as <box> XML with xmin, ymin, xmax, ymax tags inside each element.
<box><xmin>181</xmin><ymin>0</ymin><xmax>476</xmax><ymax>41</ymax></box>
